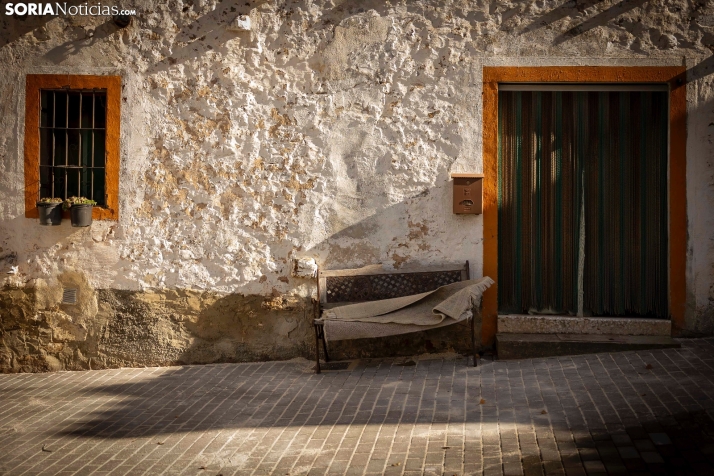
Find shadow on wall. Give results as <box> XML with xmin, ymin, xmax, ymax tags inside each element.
<box><xmin>0</xmin><ymin>0</ymin><xmax>87</xmax><ymax>48</ymax></box>
<box><xmin>170</xmin><ymin>182</ymin><xmax>481</xmax><ymax>364</ymax></box>
<box><xmin>95</xmin><ymin>288</ymin><xmax>315</xmax><ymax>368</ymax></box>
<box><xmin>142</xmin><ymin>0</ymin><xmax>257</xmax><ymax>76</ymax></box>
<box><xmin>139</xmin><ymin>0</ymin><xmax>405</xmax><ymax>77</ymax></box>
<box><xmin>0</xmin><ymin>0</ymin><xmax>699</xmax><ymax>59</ymax></box>
<box><xmin>518</xmin><ymin>0</ymin><xmax>594</xmax><ymax>35</ymax></box>
<box><xmin>684</xmin><ymin>61</ymin><xmax>714</xmax><ymax>336</ymax></box>
<box><xmin>553</xmin><ymin>0</ymin><xmax>648</xmax><ymax>46</ymax></box>
<box><xmin>43</xmin><ymin>18</ymin><xmax>125</xmax><ymax>64</ymax></box>
<box><xmin>681</xmin><ymin>54</ymin><xmax>714</xmax><ymax>84</ymax></box>
<box><xmin>518</xmin><ymin>0</ymin><xmax>653</xmax><ymax>43</ymax></box>
<box><xmin>300</xmin><ymin>186</ymin><xmax>483</xmax><ymax>359</ymax></box>
<box><xmin>0</xmin><ymin>181</ymin><xmax>483</xmax><ymax>372</ymax></box>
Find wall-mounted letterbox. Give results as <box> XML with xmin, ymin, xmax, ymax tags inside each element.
<box><xmin>452</xmin><ymin>173</ymin><xmax>484</xmax><ymax>214</ymax></box>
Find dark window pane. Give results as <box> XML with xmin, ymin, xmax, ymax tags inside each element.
<box><xmin>92</xmin><ymin>170</ymin><xmax>105</xmax><ymax>206</ymax></box>
<box><xmin>39</xmin><ymin>166</ymin><xmax>52</xmax><ymax>199</ymax></box>
<box><xmin>67</xmin><ymin>130</ymin><xmax>80</xmax><ymax>166</ymax></box>
<box><xmin>40</xmin><ymin>128</ymin><xmax>52</xmax><ymax>166</ymax></box>
<box><xmin>54</xmin><ymin>92</ymin><xmax>67</xmax><ymax>128</ymax></box>
<box><xmin>67</xmin><ymin>167</ymin><xmax>79</xmax><ymax>198</ymax></box>
<box><xmin>79</xmin><ymin>168</ymin><xmax>91</xmax><ymax>198</ymax></box>
<box><xmin>68</xmin><ymin>92</ymin><xmax>81</xmax><ymax>128</ymax></box>
<box><xmin>81</xmin><ymin>93</ymin><xmax>94</xmax><ymax>128</ymax></box>
<box><xmin>80</xmin><ymin>130</ymin><xmax>92</xmax><ymax>167</ymax></box>
<box><xmin>38</xmin><ymin>88</ymin><xmax>108</xmax><ymax>206</ymax></box>
<box><xmin>54</xmin><ymin>168</ymin><xmax>67</xmax><ymax>199</ymax></box>
<box><xmin>94</xmin><ymin>94</ymin><xmax>106</xmax><ymax>128</ymax></box>
<box><xmin>79</xmin><ymin>170</ymin><xmax>87</xmax><ymax>198</ymax></box>
<box><xmin>54</xmin><ymin>130</ymin><xmax>66</xmax><ymax>166</ymax></box>
<box><xmin>40</xmin><ymin>91</ymin><xmax>54</xmax><ymax>127</ymax></box>
<box><xmin>93</xmin><ymin>130</ymin><xmax>105</xmax><ymax>167</ymax></box>
<box><xmin>39</xmin><ymin>186</ymin><xmax>52</xmax><ymax>200</ymax></box>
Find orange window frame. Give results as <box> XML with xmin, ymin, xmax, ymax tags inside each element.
<box><xmin>24</xmin><ymin>74</ymin><xmax>121</xmax><ymax>221</ymax></box>
<box><xmin>482</xmin><ymin>66</ymin><xmax>687</xmax><ymax>345</ymax></box>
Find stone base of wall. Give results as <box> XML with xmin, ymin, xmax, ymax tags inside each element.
<box><xmin>0</xmin><ymin>282</ymin><xmax>480</xmax><ymax>373</ymax></box>
<box><xmin>0</xmin><ymin>281</ymin><xmax>315</xmax><ymax>373</ymax></box>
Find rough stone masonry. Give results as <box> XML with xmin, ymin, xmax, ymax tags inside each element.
<box><xmin>1</xmin><ymin>0</ymin><xmax>714</xmax><ymax>372</ymax></box>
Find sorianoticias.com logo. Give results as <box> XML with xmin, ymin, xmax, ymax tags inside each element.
<box><xmin>4</xmin><ymin>3</ymin><xmax>136</xmax><ymax>16</ymax></box>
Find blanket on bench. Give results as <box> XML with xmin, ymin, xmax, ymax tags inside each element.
<box><xmin>317</xmin><ymin>277</ymin><xmax>494</xmax><ymax>342</ymax></box>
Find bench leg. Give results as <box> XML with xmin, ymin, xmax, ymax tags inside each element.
<box><xmin>314</xmin><ymin>324</ymin><xmax>321</xmax><ymax>374</ymax></box>
<box><xmin>321</xmin><ymin>328</ymin><xmax>330</xmax><ymax>363</ymax></box>
<box><xmin>471</xmin><ymin>315</ymin><xmax>477</xmax><ymax>367</ymax></box>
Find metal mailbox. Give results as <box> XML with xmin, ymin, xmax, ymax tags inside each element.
<box><xmin>452</xmin><ymin>173</ymin><xmax>484</xmax><ymax>214</ymax></box>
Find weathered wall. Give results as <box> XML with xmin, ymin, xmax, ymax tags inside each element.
<box><xmin>685</xmin><ymin>52</ymin><xmax>714</xmax><ymax>336</ymax></box>
<box><xmin>0</xmin><ymin>276</ymin><xmax>316</xmax><ymax>372</ymax></box>
<box><xmin>1</xmin><ymin>0</ymin><xmax>714</xmax><ymax>372</ymax></box>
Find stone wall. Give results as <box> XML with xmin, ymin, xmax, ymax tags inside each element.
<box><xmin>0</xmin><ymin>277</ymin><xmax>316</xmax><ymax>372</ymax></box>
<box><xmin>1</xmin><ymin>0</ymin><xmax>714</xmax><ymax>372</ymax></box>
<box><xmin>0</xmin><ymin>280</ymin><xmax>476</xmax><ymax>372</ymax></box>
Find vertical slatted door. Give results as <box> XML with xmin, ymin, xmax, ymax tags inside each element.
<box><xmin>583</xmin><ymin>91</ymin><xmax>669</xmax><ymax>317</ymax></box>
<box><xmin>498</xmin><ymin>91</ymin><xmax>581</xmax><ymax>315</ymax></box>
<box><xmin>498</xmin><ymin>90</ymin><xmax>669</xmax><ymax>318</ymax></box>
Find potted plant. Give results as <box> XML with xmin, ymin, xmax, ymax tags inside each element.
<box><xmin>63</xmin><ymin>197</ymin><xmax>97</xmax><ymax>227</ymax></box>
<box><xmin>37</xmin><ymin>197</ymin><xmax>64</xmax><ymax>226</ymax></box>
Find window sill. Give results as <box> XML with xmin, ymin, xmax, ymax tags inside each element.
<box><xmin>25</xmin><ymin>206</ymin><xmax>117</xmax><ymax>221</ymax></box>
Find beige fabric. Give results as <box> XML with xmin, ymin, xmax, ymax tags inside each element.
<box><xmin>322</xmin><ymin>312</ymin><xmax>472</xmax><ymax>342</ymax></box>
<box><xmin>318</xmin><ymin>277</ymin><xmax>494</xmax><ymax>342</ymax></box>
<box><xmin>321</xmin><ymin>278</ymin><xmax>494</xmax><ymax>325</ymax></box>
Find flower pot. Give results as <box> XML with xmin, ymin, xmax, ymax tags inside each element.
<box><xmin>70</xmin><ymin>204</ymin><xmax>94</xmax><ymax>227</ymax></box>
<box><xmin>37</xmin><ymin>201</ymin><xmax>63</xmax><ymax>226</ymax></box>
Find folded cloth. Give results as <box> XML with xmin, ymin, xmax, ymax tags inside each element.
<box><xmin>318</xmin><ymin>277</ymin><xmax>494</xmax><ymax>342</ymax></box>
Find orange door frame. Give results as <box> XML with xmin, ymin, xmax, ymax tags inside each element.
<box><xmin>481</xmin><ymin>66</ymin><xmax>687</xmax><ymax>346</ymax></box>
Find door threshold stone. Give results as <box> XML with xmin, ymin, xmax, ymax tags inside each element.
<box><xmin>496</xmin><ymin>333</ymin><xmax>680</xmax><ymax>360</ymax></box>
<box><xmin>498</xmin><ymin>314</ymin><xmax>671</xmax><ymax>336</ymax></box>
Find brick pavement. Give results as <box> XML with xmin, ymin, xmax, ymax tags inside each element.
<box><xmin>1</xmin><ymin>339</ymin><xmax>713</xmax><ymax>476</ymax></box>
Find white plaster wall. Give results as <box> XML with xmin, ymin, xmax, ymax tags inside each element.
<box><xmin>686</xmin><ymin>54</ymin><xmax>714</xmax><ymax>333</ymax></box>
<box><xmin>0</xmin><ymin>0</ymin><xmax>712</xmax><ymax>330</ymax></box>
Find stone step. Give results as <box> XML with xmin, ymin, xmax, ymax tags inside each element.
<box><xmin>496</xmin><ymin>333</ymin><xmax>680</xmax><ymax>360</ymax></box>
<box><xmin>498</xmin><ymin>314</ymin><xmax>671</xmax><ymax>336</ymax></box>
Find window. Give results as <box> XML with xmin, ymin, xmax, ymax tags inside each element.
<box><xmin>25</xmin><ymin>75</ymin><xmax>120</xmax><ymax>221</ymax></box>
<box><xmin>39</xmin><ymin>90</ymin><xmax>107</xmax><ymax>205</ymax></box>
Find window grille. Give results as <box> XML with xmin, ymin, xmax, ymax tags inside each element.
<box><xmin>38</xmin><ymin>89</ymin><xmax>107</xmax><ymax>206</ymax></box>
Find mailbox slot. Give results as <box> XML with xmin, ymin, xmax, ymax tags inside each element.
<box><xmin>452</xmin><ymin>173</ymin><xmax>484</xmax><ymax>214</ymax></box>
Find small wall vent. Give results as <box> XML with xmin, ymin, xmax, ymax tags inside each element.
<box><xmin>62</xmin><ymin>289</ymin><xmax>78</xmax><ymax>305</ymax></box>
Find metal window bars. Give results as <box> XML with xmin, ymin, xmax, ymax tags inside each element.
<box><xmin>39</xmin><ymin>89</ymin><xmax>107</xmax><ymax>206</ymax></box>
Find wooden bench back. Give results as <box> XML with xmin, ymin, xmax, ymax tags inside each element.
<box><xmin>318</xmin><ymin>262</ymin><xmax>469</xmax><ymax>305</ymax></box>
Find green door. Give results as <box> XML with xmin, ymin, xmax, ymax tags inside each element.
<box><xmin>497</xmin><ymin>89</ymin><xmax>669</xmax><ymax>318</ymax></box>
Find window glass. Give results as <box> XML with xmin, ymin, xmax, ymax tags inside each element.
<box><xmin>38</xmin><ymin>89</ymin><xmax>107</xmax><ymax>205</ymax></box>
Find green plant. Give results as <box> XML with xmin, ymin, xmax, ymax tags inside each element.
<box><xmin>63</xmin><ymin>196</ymin><xmax>97</xmax><ymax>210</ymax></box>
<box><xmin>37</xmin><ymin>197</ymin><xmax>63</xmax><ymax>204</ymax></box>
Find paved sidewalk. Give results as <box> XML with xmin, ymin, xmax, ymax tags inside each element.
<box><xmin>1</xmin><ymin>340</ymin><xmax>714</xmax><ymax>476</ymax></box>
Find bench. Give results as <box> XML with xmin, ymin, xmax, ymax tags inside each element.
<box><xmin>313</xmin><ymin>261</ymin><xmax>479</xmax><ymax>373</ymax></box>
